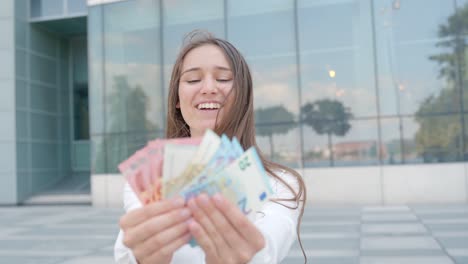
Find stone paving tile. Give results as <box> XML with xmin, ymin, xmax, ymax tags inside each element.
<box><xmin>0</xmin><ymin>238</ymin><xmax>113</xmax><ymax>251</ymax></box>
<box><xmin>437</xmin><ymin>237</ymin><xmax>468</xmax><ymax>248</ymax></box>
<box><xmin>426</xmin><ymin>223</ymin><xmax>468</xmax><ymax>232</ymax></box>
<box><xmin>2</xmin><ymin>205</ymin><xmax>468</xmax><ymax>263</ymax></box>
<box><xmin>361</xmin><ymin>213</ymin><xmax>419</xmax><ymax>222</ymax></box>
<box><xmin>361</xmin><ymin>249</ymin><xmax>447</xmax><ymax>256</ymax></box>
<box><xmin>359</xmin><ymin>256</ymin><xmax>455</xmax><ymax>264</ymax></box>
<box><xmin>360</xmin><ymin>236</ymin><xmax>442</xmax><ymax>250</ymax></box>
<box><xmin>0</xmin><ymin>256</ymin><xmax>66</xmax><ymax>264</ymax></box>
<box><xmin>57</xmin><ymin>256</ymin><xmax>114</xmax><ymax>264</ymax></box>
<box><xmin>361</xmin><ymin>223</ymin><xmax>428</xmax><ymax>235</ymax></box>
<box><xmin>282</xmin><ymin>256</ymin><xmax>358</xmax><ymax>264</ymax></box>
<box><xmin>292</xmin><ymin>238</ymin><xmax>360</xmax><ymax>250</ymax></box>
<box><xmin>454</xmin><ymin>256</ymin><xmax>468</xmax><ymax>264</ymax></box>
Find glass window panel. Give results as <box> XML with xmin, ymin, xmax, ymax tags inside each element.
<box><xmin>31</xmin><ymin>113</ymin><xmax>58</xmax><ymax>141</ymax></box>
<box><xmin>88</xmin><ymin>6</ymin><xmax>104</xmax><ymax>135</ymax></box>
<box><xmin>302</xmin><ymin>119</ymin><xmax>379</xmax><ymax>167</ymax></box>
<box><xmin>227</xmin><ymin>1</ymin><xmax>299</xmax><ymax>120</ymax></box>
<box><xmin>30</xmin><ymin>0</ymin><xmax>63</xmax><ymax>18</ymax></box>
<box><xmin>251</xmin><ymin>56</ymin><xmax>300</xmax><ymax>122</ymax></box>
<box><xmin>16</xmin><ymin>79</ymin><xmax>27</xmax><ymax>109</ymax></box>
<box><xmin>91</xmin><ymin>135</ymin><xmax>106</xmax><ymax>174</ymax></box>
<box><xmin>30</xmin><ymin>26</ymin><xmax>57</xmax><ymax>57</ymax></box>
<box><xmin>298</xmin><ymin>0</ymin><xmax>376</xmax><ymax>118</ymax></box>
<box><xmin>30</xmin><ymin>84</ymin><xmax>57</xmax><ymax>113</ymax></box>
<box><xmin>228</xmin><ymin>0</ymin><xmax>295</xmax><ymax>58</ymax></box>
<box><xmin>16</xmin><ymin>49</ymin><xmax>26</xmax><ymax>79</ymax></box>
<box><xmin>410</xmin><ymin>114</ymin><xmax>463</xmax><ymax>163</ymax></box>
<box><xmin>103</xmin><ymin>0</ymin><xmax>163</xmax><ymax>135</ymax></box>
<box><xmin>256</xmin><ymin>124</ymin><xmax>301</xmax><ymax>169</ymax></box>
<box><xmin>162</xmin><ymin>0</ymin><xmax>224</xmax><ymax>101</ymax></box>
<box><xmin>71</xmin><ymin>36</ymin><xmax>89</xmax><ymax>140</ymax></box>
<box><xmin>17</xmin><ymin>142</ymin><xmax>29</xmax><ymax>170</ymax></box>
<box><xmin>374</xmin><ymin>0</ymin><xmax>455</xmax><ymax>43</ymax></box>
<box><xmin>16</xmin><ymin>110</ymin><xmax>28</xmax><ymax>140</ymax></box>
<box><xmin>380</xmin><ymin>117</ymin><xmax>420</xmax><ymax>165</ymax></box>
<box><xmin>30</xmin><ymin>54</ymin><xmax>56</xmax><ymax>85</ymax></box>
<box><xmin>67</xmin><ymin>0</ymin><xmax>87</xmax><ymax>14</ymax></box>
<box><xmin>374</xmin><ymin>0</ymin><xmax>459</xmax><ymax>116</ymax></box>
<box><xmin>31</xmin><ymin>142</ymin><xmax>58</xmax><ymax>169</ymax></box>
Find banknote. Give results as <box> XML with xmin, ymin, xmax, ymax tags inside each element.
<box><xmin>182</xmin><ymin>135</ymin><xmax>242</xmax><ymax>192</ymax></box>
<box><xmin>119</xmin><ymin>137</ymin><xmax>201</xmax><ymax>204</ymax></box>
<box><xmin>162</xmin><ymin>130</ymin><xmax>221</xmax><ymax>198</ymax></box>
<box><xmin>181</xmin><ymin>147</ymin><xmax>273</xmax><ymax>217</ymax></box>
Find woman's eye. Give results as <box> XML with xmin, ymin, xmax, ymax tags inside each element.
<box><xmin>187</xmin><ymin>80</ymin><xmax>200</xmax><ymax>84</ymax></box>
<box><xmin>217</xmin><ymin>79</ymin><xmax>232</xmax><ymax>83</ymax></box>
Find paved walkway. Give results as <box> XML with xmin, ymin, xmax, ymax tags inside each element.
<box><xmin>0</xmin><ymin>205</ymin><xmax>467</xmax><ymax>264</ymax></box>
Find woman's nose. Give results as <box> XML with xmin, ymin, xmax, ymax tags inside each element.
<box><xmin>200</xmin><ymin>77</ymin><xmax>217</xmax><ymax>94</ymax></box>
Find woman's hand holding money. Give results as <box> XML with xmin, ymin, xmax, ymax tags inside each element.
<box><xmin>188</xmin><ymin>193</ymin><xmax>265</xmax><ymax>264</ymax></box>
<box><xmin>119</xmin><ymin>198</ymin><xmax>192</xmax><ymax>264</ymax></box>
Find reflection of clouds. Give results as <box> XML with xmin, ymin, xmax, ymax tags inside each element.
<box><xmin>254</xmin><ymin>82</ymin><xmax>299</xmax><ymax>115</ymax></box>
<box><xmin>251</xmin><ymin>62</ymin><xmax>300</xmax><ymax>115</ymax></box>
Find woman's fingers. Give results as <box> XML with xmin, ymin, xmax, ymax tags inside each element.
<box><xmin>212</xmin><ymin>193</ymin><xmax>265</xmax><ymax>251</ymax></box>
<box><xmin>195</xmin><ymin>194</ymin><xmax>251</xmax><ymax>252</ymax></box>
<box><xmin>123</xmin><ymin>207</ymin><xmax>191</xmax><ymax>248</ymax></box>
<box><xmin>119</xmin><ymin>197</ymin><xmax>185</xmax><ymax>228</ymax></box>
<box><xmin>122</xmin><ymin>206</ymin><xmax>191</xmax><ymax>248</ymax></box>
<box><xmin>187</xmin><ymin>219</ymin><xmax>218</xmax><ymax>258</ymax></box>
<box><xmin>187</xmin><ymin>198</ymin><xmax>229</xmax><ymax>256</ymax></box>
<box><xmin>142</xmin><ymin>232</ymin><xmax>192</xmax><ymax>264</ymax></box>
<box><xmin>133</xmin><ymin>220</ymin><xmax>190</xmax><ymax>259</ymax></box>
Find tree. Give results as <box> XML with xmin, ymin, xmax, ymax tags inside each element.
<box><xmin>301</xmin><ymin>99</ymin><xmax>352</xmax><ymax>166</ymax></box>
<box><xmin>414</xmin><ymin>3</ymin><xmax>468</xmax><ymax>162</ymax></box>
<box><xmin>255</xmin><ymin>105</ymin><xmax>296</xmax><ymax>159</ymax></box>
<box><xmin>94</xmin><ymin>75</ymin><xmax>157</xmax><ymax>173</ymax></box>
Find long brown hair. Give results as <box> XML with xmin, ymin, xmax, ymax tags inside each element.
<box><xmin>166</xmin><ymin>30</ymin><xmax>307</xmax><ymax>263</ymax></box>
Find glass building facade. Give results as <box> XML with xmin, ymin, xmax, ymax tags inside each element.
<box><xmin>88</xmin><ymin>0</ymin><xmax>468</xmax><ymax>174</ymax></box>
<box><xmin>2</xmin><ymin>0</ymin><xmax>468</xmax><ymax>204</ymax></box>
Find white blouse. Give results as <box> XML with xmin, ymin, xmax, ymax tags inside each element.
<box><xmin>114</xmin><ymin>170</ymin><xmax>301</xmax><ymax>264</ymax></box>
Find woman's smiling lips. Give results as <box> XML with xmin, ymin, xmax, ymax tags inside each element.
<box><xmin>196</xmin><ymin>101</ymin><xmax>222</xmax><ymax>110</ymax></box>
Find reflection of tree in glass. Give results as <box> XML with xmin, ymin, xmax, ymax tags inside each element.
<box><xmin>94</xmin><ymin>75</ymin><xmax>157</xmax><ymax>173</ymax></box>
<box><xmin>301</xmin><ymin>99</ymin><xmax>352</xmax><ymax>166</ymax></box>
<box><xmin>415</xmin><ymin>4</ymin><xmax>468</xmax><ymax>162</ymax></box>
<box><xmin>255</xmin><ymin>105</ymin><xmax>296</xmax><ymax>160</ymax></box>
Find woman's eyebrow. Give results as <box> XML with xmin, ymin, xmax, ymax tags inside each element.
<box><xmin>215</xmin><ymin>66</ymin><xmax>232</xmax><ymax>72</ymax></box>
<box><xmin>181</xmin><ymin>67</ymin><xmax>200</xmax><ymax>76</ymax></box>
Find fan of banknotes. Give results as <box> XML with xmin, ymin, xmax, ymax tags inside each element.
<box><xmin>118</xmin><ymin>130</ymin><xmax>273</xmax><ymax>219</ymax></box>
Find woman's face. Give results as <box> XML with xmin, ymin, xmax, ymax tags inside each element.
<box><xmin>178</xmin><ymin>44</ymin><xmax>234</xmax><ymax>137</ymax></box>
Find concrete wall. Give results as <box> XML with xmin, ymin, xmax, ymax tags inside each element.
<box><xmin>14</xmin><ymin>0</ymin><xmax>72</xmax><ymax>203</ymax></box>
<box><xmin>0</xmin><ymin>0</ymin><xmax>17</xmax><ymax>204</ymax></box>
<box><xmin>304</xmin><ymin>163</ymin><xmax>468</xmax><ymax>205</ymax></box>
<box><xmin>93</xmin><ymin>162</ymin><xmax>468</xmax><ymax>208</ymax></box>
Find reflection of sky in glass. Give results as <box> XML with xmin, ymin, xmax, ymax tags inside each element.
<box><xmin>248</xmin><ymin>56</ymin><xmax>299</xmax><ymax>117</ymax></box>
<box><xmin>374</xmin><ymin>0</ymin><xmax>457</xmax><ymax>116</ymax></box>
<box><xmin>88</xmin><ymin>0</ymin><xmax>468</xmax><ymax>169</ymax></box>
<box><xmin>163</xmin><ymin>0</ymin><xmax>223</xmax><ymax>25</ymax></box>
<box><xmin>102</xmin><ymin>1</ymin><xmax>163</xmax><ymax>133</ymax></box>
<box><xmin>228</xmin><ymin>5</ymin><xmax>295</xmax><ymax>58</ymax></box>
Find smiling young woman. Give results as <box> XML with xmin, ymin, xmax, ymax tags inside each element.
<box><xmin>115</xmin><ymin>30</ymin><xmax>307</xmax><ymax>264</ymax></box>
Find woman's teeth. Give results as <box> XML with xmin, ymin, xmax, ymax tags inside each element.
<box><xmin>197</xmin><ymin>103</ymin><xmax>221</xmax><ymax>110</ymax></box>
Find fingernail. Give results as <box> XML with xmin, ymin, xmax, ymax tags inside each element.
<box><xmin>180</xmin><ymin>208</ymin><xmax>191</xmax><ymax>218</ymax></box>
<box><xmin>187</xmin><ymin>198</ymin><xmax>197</xmax><ymax>209</ymax></box>
<box><xmin>173</xmin><ymin>197</ymin><xmax>185</xmax><ymax>207</ymax></box>
<box><xmin>213</xmin><ymin>193</ymin><xmax>223</xmax><ymax>205</ymax></box>
<box><xmin>198</xmin><ymin>194</ymin><xmax>209</xmax><ymax>205</ymax></box>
